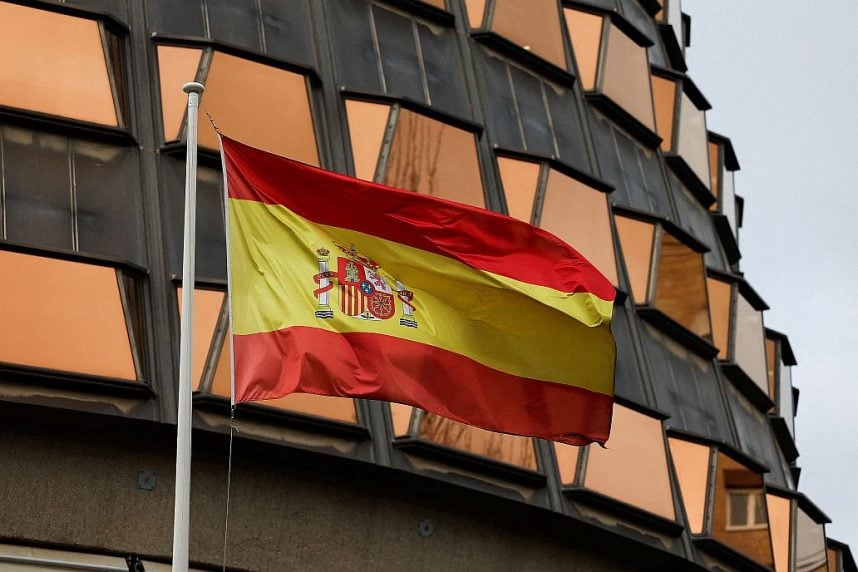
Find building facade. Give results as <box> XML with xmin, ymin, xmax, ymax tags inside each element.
<box><xmin>0</xmin><ymin>0</ymin><xmax>853</xmax><ymax>570</ymax></box>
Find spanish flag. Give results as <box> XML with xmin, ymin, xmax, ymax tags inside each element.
<box><xmin>222</xmin><ymin>136</ymin><xmax>616</xmax><ymax>446</ymax></box>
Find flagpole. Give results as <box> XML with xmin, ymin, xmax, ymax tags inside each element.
<box><xmin>173</xmin><ymin>81</ymin><xmax>204</xmax><ymax>572</ymax></box>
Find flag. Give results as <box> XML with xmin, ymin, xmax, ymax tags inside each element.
<box><xmin>222</xmin><ymin>136</ymin><xmax>616</xmax><ymax>446</ymax></box>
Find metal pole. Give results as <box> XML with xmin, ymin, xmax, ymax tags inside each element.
<box><xmin>172</xmin><ymin>81</ymin><xmax>204</xmax><ymax>572</ymax></box>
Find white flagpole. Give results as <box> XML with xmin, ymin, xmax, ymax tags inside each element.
<box><xmin>172</xmin><ymin>81</ymin><xmax>205</xmax><ymax>572</ymax></box>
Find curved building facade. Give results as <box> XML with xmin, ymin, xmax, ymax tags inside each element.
<box><xmin>0</xmin><ymin>0</ymin><xmax>853</xmax><ymax>570</ymax></box>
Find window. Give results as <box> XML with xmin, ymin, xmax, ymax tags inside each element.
<box><xmin>565</xmin><ymin>8</ymin><xmax>657</xmax><ymax>144</ymax></box>
<box><xmin>707</xmin><ymin>275</ymin><xmax>732</xmax><ymax>360</ymax></box>
<box><xmin>557</xmin><ymin>404</ymin><xmax>675</xmax><ymax>522</ymax></box>
<box><xmin>651</xmin><ymin>71</ymin><xmax>677</xmax><ymax>152</ymax></box>
<box><xmin>345</xmin><ymin>99</ymin><xmax>486</xmax><ymax>207</ymax></box>
<box><xmin>156</xmin><ymin>45</ymin><xmax>319</xmax><ymax>164</ymax></box>
<box><xmin>767</xmin><ymin>492</ymin><xmax>792</xmax><ymax>572</ymax></box>
<box><xmin>727</xmin><ymin>489</ymin><xmax>768</xmax><ymax>530</ymax></box>
<box><xmin>0</xmin><ymin>250</ymin><xmax>142</xmax><ymax>382</ymax></box>
<box><xmin>177</xmin><ymin>286</ymin><xmax>358</xmax><ymax>424</ymax></box>
<box><xmin>795</xmin><ymin>507</ymin><xmax>828</xmax><ymax>572</ymax></box>
<box><xmin>327</xmin><ymin>0</ymin><xmax>469</xmax><ymax>117</ymax></box>
<box><xmin>615</xmin><ymin>214</ymin><xmax>711</xmax><ymax>344</ymax></box>
<box><xmin>392</xmin><ymin>406</ymin><xmax>538</xmax><ymax>470</ymax></box>
<box><xmin>476</xmin><ymin>48</ymin><xmax>590</xmax><ymax>171</ymax></box>
<box><xmin>468</xmin><ymin>0</ymin><xmax>567</xmax><ymax>70</ymax></box>
<box><xmin>665</xmin><ymin>84</ymin><xmax>713</xmax><ymax>205</ymax></box>
<box><xmin>497</xmin><ymin>157</ymin><xmax>618</xmax><ymax>284</ymax></box>
<box><xmin>732</xmin><ymin>291</ymin><xmax>769</xmax><ymax>396</ymax></box>
<box><xmin>668</xmin><ymin>437</ymin><xmax>710</xmax><ymax>534</ymax></box>
<box><xmin>707</xmin><ymin>133</ymin><xmax>741</xmax><ymax>255</ymax></box>
<box><xmin>0</xmin><ymin>2</ymin><xmax>126</xmax><ymax>127</ymax></box>
<box><xmin>766</xmin><ymin>331</ymin><xmax>797</xmax><ymax>437</ymax></box>
<box><xmin>0</xmin><ymin>125</ymin><xmax>145</xmax><ymax>264</ymax></box>
<box><xmin>711</xmin><ymin>452</ymin><xmax>775</xmax><ymax>568</ymax></box>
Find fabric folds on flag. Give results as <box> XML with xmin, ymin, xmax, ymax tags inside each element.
<box><xmin>221</xmin><ymin>136</ymin><xmax>616</xmax><ymax>446</ymax></box>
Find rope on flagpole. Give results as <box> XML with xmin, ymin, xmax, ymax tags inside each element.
<box><xmin>222</xmin><ymin>405</ymin><xmax>238</xmax><ymax>571</ymax></box>
<box><xmin>212</xmin><ymin>108</ymin><xmax>237</xmax><ymax>572</ymax></box>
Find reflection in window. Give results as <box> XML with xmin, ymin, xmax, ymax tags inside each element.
<box><xmin>565</xmin><ymin>10</ymin><xmax>656</xmax><ymax>135</ymax></box>
<box><xmin>463</xmin><ymin>0</ymin><xmax>487</xmax><ymax>28</ymax></box>
<box><xmin>0</xmin><ymin>2</ymin><xmax>123</xmax><ymax>126</ymax></box>
<box><xmin>668</xmin><ymin>437</ymin><xmax>710</xmax><ymax>534</ymax></box>
<box><xmin>345</xmin><ymin>99</ymin><xmax>391</xmax><ymax>182</ymax></box>
<box><xmin>497</xmin><ymin>157</ymin><xmax>540</xmax><ymax>222</ymax></box>
<box><xmin>707</xmin><ymin>276</ymin><xmax>732</xmax><ymax>360</ymax></box>
<box><xmin>488</xmin><ymin>0</ymin><xmax>567</xmax><ymax>69</ymax></box>
<box><xmin>345</xmin><ymin>100</ymin><xmax>486</xmax><ymax>208</ymax></box>
<box><xmin>674</xmin><ymin>90</ymin><xmax>711</xmax><ymax>194</ymax></box>
<box><xmin>570</xmin><ymin>405</ymin><xmax>675</xmax><ymax>520</ymax></box>
<box><xmin>0</xmin><ymin>250</ymin><xmax>138</xmax><ymax>381</ymax></box>
<box><xmin>767</xmin><ymin>493</ymin><xmax>792</xmax><ymax>572</ymax></box>
<box><xmin>156</xmin><ymin>45</ymin><xmax>319</xmax><ymax>164</ymax></box>
<box><xmin>614</xmin><ymin>215</ymin><xmax>655</xmax><ymax>303</ymax></box>
<box><xmin>727</xmin><ymin>489</ymin><xmax>768</xmax><ymax>530</ymax></box>
<box><xmin>711</xmin><ymin>452</ymin><xmax>774</xmax><ymax>568</ymax></box>
<box><xmin>795</xmin><ymin>507</ymin><xmax>828</xmax><ymax>572</ymax></box>
<box><xmin>651</xmin><ymin>73</ymin><xmax>677</xmax><ymax>153</ymax></box>
<box><xmin>498</xmin><ymin>158</ymin><xmax>617</xmax><ymax>284</ymax></box>
<box><xmin>177</xmin><ymin>287</ymin><xmax>225</xmax><ymax>390</ymax></box>
<box><xmin>185</xmin><ymin>286</ymin><xmax>358</xmax><ymax>423</ymax></box>
<box><xmin>733</xmin><ymin>292</ymin><xmax>768</xmax><ymax>396</ymax></box>
<box><xmin>395</xmin><ymin>405</ymin><xmax>538</xmax><ymax>469</ymax></box>
<box><xmin>652</xmin><ymin>232</ymin><xmax>711</xmax><ymax>340</ymax></box>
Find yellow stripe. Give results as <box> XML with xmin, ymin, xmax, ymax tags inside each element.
<box><xmin>229</xmin><ymin>199</ymin><xmax>615</xmax><ymax>394</ymax></box>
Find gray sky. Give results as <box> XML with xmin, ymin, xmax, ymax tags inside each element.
<box><xmin>682</xmin><ymin>0</ymin><xmax>858</xmax><ymax>545</ymax></box>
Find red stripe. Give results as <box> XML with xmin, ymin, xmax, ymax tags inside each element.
<box><xmin>223</xmin><ymin>137</ymin><xmax>615</xmax><ymax>302</ymax></box>
<box><xmin>233</xmin><ymin>326</ymin><xmax>613</xmax><ymax>446</ymax></box>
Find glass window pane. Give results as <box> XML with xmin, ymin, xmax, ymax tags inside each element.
<box><xmin>491</xmin><ymin>0</ymin><xmax>566</xmax><ymax>69</ymax></box>
<box><xmin>707</xmin><ymin>277</ymin><xmax>732</xmax><ymax>360</ymax></box>
<box><xmin>540</xmin><ymin>169</ymin><xmax>618</xmax><ymax>285</ymax></box>
<box><xmin>464</xmin><ymin>0</ymin><xmax>486</xmax><ymax>27</ymax></box>
<box><xmin>614</xmin><ymin>215</ymin><xmax>655</xmax><ymax>303</ymax></box>
<box><xmin>564</xmin><ymin>9</ymin><xmax>603</xmax><ymax>90</ymax></box>
<box><xmin>390</xmin><ymin>403</ymin><xmax>412</xmax><ymax>437</ymax></box>
<box><xmin>0</xmin><ymin>250</ymin><xmax>135</xmax><ymax>380</ymax></box>
<box><xmin>0</xmin><ymin>2</ymin><xmax>118</xmax><ymax>126</ymax></box>
<box><xmin>765</xmin><ymin>337</ymin><xmax>777</xmax><ymax>402</ymax></box>
<box><xmin>417</xmin><ymin>411</ymin><xmax>538</xmax><ymax>469</ymax></box>
<box><xmin>177</xmin><ymin>287</ymin><xmax>224</xmax><ymax>390</ymax></box>
<box><xmin>711</xmin><ymin>453</ymin><xmax>774</xmax><ymax>567</ymax></box>
<box><xmin>584</xmin><ymin>405</ymin><xmax>675</xmax><ymax>520</ymax></box>
<box><xmin>795</xmin><ymin>508</ymin><xmax>828</xmax><ymax>572</ymax></box>
<box><xmin>676</xmin><ymin>91</ymin><xmax>711</xmax><ymax>192</ymax></box>
<box><xmin>778</xmin><ymin>364</ymin><xmax>795</xmax><ymax>436</ymax></box>
<box><xmin>653</xmin><ymin>232</ymin><xmax>711</xmax><ymax>340</ymax></box>
<box><xmin>652</xmin><ymin>75</ymin><xmax>676</xmax><ymax>153</ymax></box>
<box><xmin>668</xmin><ymin>437</ymin><xmax>710</xmax><ymax>534</ymax></box>
<box><xmin>601</xmin><ymin>24</ymin><xmax>655</xmax><ymax>131</ymax></box>
<box><xmin>827</xmin><ymin>548</ymin><xmax>839</xmax><ymax>572</ymax></box>
<box><xmin>554</xmin><ymin>444</ymin><xmax>580</xmax><ymax>485</ymax></box>
<box><xmin>734</xmin><ymin>293</ymin><xmax>769</xmax><ymax>395</ymax></box>
<box><xmin>767</xmin><ymin>494</ymin><xmax>791</xmax><ymax>572</ymax></box>
<box><xmin>384</xmin><ymin>109</ymin><xmax>485</xmax><ymax>208</ymax></box>
<box><xmin>345</xmin><ymin>99</ymin><xmax>391</xmax><ymax>181</ymax></box>
<box><xmin>157</xmin><ymin>46</ymin><xmax>203</xmax><ymax>141</ymax></box>
<box><xmin>708</xmin><ymin>141</ymin><xmax>720</xmax><ymax>205</ymax></box>
<box><xmin>200</xmin><ymin>51</ymin><xmax>319</xmax><ymax>165</ymax></box>
<box><xmin>722</xmin><ymin>168</ymin><xmax>738</xmax><ymax>236</ymax></box>
<box><xmin>497</xmin><ymin>157</ymin><xmax>540</xmax><ymax>222</ymax></box>
<box><xmin>209</xmin><ymin>335</ymin><xmax>358</xmax><ymax>423</ymax></box>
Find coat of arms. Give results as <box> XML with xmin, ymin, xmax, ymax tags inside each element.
<box><xmin>313</xmin><ymin>243</ymin><xmax>417</xmax><ymax>328</ymax></box>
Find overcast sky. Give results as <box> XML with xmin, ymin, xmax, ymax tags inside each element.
<box><xmin>682</xmin><ymin>0</ymin><xmax>858</xmax><ymax>545</ymax></box>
